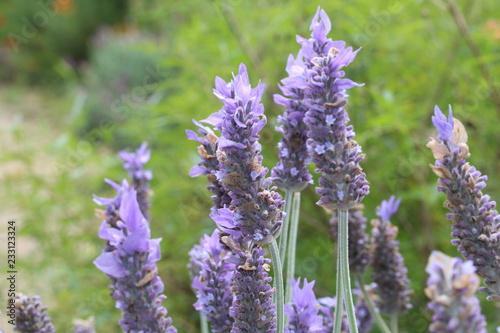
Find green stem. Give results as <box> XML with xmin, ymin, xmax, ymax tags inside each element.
<box><xmin>285</xmin><ymin>192</ymin><xmax>301</xmax><ymax>305</ymax></box>
<box><xmin>390</xmin><ymin>313</ymin><xmax>398</xmax><ymax>333</ymax></box>
<box><xmin>333</xmin><ymin>240</ymin><xmax>344</xmax><ymax>333</ymax></box>
<box><xmin>339</xmin><ymin>209</ymin><xmax>358</xmax><ymax>333</ymax></box>
<box><xmin>355</xmin><ymin>272</ymin><xmax>392</xmax><ymax>333</ymax></box>
<box><xmin>200</xmin><ymin>312</ymin><xmax>209</xmax><ymax>333</ymax></box>
<box><xmin>270</xmin><ymin>239</ymin><xmax>284</xmax><ymax>333</ymax></box>
<box><xmin>279</xmin><ymin>190</ymin><xmax>293</xmax><ymax>268</ymax></box>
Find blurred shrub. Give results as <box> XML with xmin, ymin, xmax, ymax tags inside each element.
<box><xmin>74</xmin><ymin>27</ymin><xmax>169</xmax><ymax>149</ymax></box>
<box><xmin>0</xmin><ymin>0</ymin><xmax>128</xmax><ymax>84</ymax></box>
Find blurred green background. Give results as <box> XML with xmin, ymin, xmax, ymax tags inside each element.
<box><xmin>1</xmin><ymin>0</ymin><xmax>500</xmax><ymax>331</ymax></box>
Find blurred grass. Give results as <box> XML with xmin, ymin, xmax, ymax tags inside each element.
<box><xmin>1</xmin><ymin>0</ymin><xmax>500</xmax><ymax>331</ymax></box>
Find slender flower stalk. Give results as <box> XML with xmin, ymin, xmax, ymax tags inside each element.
<box><xmin>94</xmin><ymin>188</ymin><xmax>176</xmax><ymax>332</ymax></box>
<box><xmin>338</xmin><ymin>209</ymin><xmax>358</xmax><ymax>332</ymax></box>
<box><xmin>370</xmin><ymin>196</ymin><xmax>412</xmax><ymax>319</ymax></box>
<box><xmin>330</xmin><ymin>205</ymin><xmax>370</xmax><ymax>275</ymax></box>
<box><xmin>13</xmin><ymin>295</ymin><xmax>55</xmax><ymax>333</ymax></box>
<box><xmin>200</xmin><ymin>64</ymin><xmax>285</xmax><ymax>332</ymax></box>
<box><xmin>425</xmin><ymin>251</ymin><xmax>486</xmax><ymax>333</ymax></box>
<box><xmin>285</xmin><ymin>191</ymin><xmax>301</xmax><ymax>305</ymax></box>
<box><xmin>427</xmin><ymin>105</ymin><xmax>500</xmax><ymax>300</ymax></box>
<box><xmin>188</xmin><ymin>229</ymin><xmax>235</xmax><ymax>333</ymax></box>
<box><xmin>354</xmin><ymin>274</ymin><xmax>391</xmax><ymax>333</ymax></box>
<box><xmin>119</xmin><ymin>142</ymin><xmax>153</xmax><ymax>220</ymax></box>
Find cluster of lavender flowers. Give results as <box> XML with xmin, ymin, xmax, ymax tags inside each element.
<box><xmin>14</xmin><ymin>7</ymin><xmax>500</xmax><ymax>333</ymax></box>
<box><xmin>93</xmin><ymin>144</ymin><xmax>176</xmax><ymax>332</ymax></box>
<box><xmin>13</xmin><ymin>295</ymin><xmax>55</xmax><ymax>333</ymax></box>
<box><xmin>188</xmin><ymin>63</ymin><xmax>284</xmax><ymax>331</ymax></box>
<box><xmin>427</xmin><ymin>106</ymin><xmax>500</xmax><ymax>300</ymax></box>
<box><xmin>188</xmin><ymin>229</ymin><xmax>235</xmax><ymax>332</ymax></box>
<box><xmin>285</xmin><ymin>278</ymin><xmax>373</xmax><ymax>333</ymax></box>
<box><xmin>273</xmin><ymin>7</ymin><xmax>369</xmax><ymax>208</ymax></box>
<box><xmin>425</xmin><ymin>251</ymin><xmax>486</xmax><ymax>332</ymax></box>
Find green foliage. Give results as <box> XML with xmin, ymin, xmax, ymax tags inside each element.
<box><xmin>3</xmin><ymin>0</ymin><xmax>500</xmax><ymax>331</ymax></box>
<box><xmin>0</xmin><ymin>0</ymin><xmax>128</xmax><ymax>84</ymax></box>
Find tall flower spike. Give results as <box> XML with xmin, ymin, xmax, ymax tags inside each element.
<box><xmin>188</xmin><ymin>229</ymin><xmax>235</xmax><ymax>332</ymax></box>
<box><xmin>330</xmin><ymin>204</ymin><xmax>371</xmax><ymax>274</ymax></box>
<box><xmin>13</xmin><ymin>295</ymin><xmax>55</xmax><ymax>333</ymax></box>
<box><xmin>94</xmin><ymin>188</ymin><xmax>176</xmax><ymax>332</ymax></box>
<box><xmin>427</xmin><ymin>105</ymin><xmax>500</xmax><ymax>300</ymax></box>
<box><xmin>119</xmin><ymin>142</ymin><xmax>153</xmax><ymax>220</ymax></box>
<box><xmin>370</xmin><ymin>196</ymin><xmax>412</xmax><ymax>315</ymax></box>
<box><xmin>272</xmin><ymin>7</ymin><xmax>352</xmax><ymax>192</ymax></box>
<box><xmin>186</xmin><ymin>120</ymin><xmax>231</xmax><ymax>210</ymax></box>
<box><xmin>285</xmin><ymin>278</ymin><xmax>324</xmax><ymax>332</ymax></box>
<box><xmin>205</xmin><ymin>64</ymin><xmax>284</xmax><ymax>331</ymax></box>
<box><xmin>298</xmin><ymin>39</ymin><xmax>368</xmax><ymax>210</ymax></box>
<box><xmin>425</xmin><ymin>251</ymin><xmax>486</xmax><ymax>333</ymax></box>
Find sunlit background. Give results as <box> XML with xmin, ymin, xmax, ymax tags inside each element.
<box><xmin>1</xmin><ymin>0</ymin><xmax>500</xmax><ymax>331</ymax></box>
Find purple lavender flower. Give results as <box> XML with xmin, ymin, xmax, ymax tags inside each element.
<box><xmin>282</xmin><ymin>13</ymin><xmax>369</xmax><ymax>209</ymax></box>
<box><xmin>93</xmin><ymin>179</ymin><xmax>128</xmax><ymax>229</ymax></box>
<box><xmin>330</xmin><ymin>204</ymin><xmax>371</xmax><ymax>274</ymax></box>
<box><xmin>200</xmin><ymin>63</ymin><xmax>285</xmax><ymax>246</ymax></box>
<box><xmin>285</xmin><ymin>278</ymin><xmax>324</xmax><ymax>332</ymax></box>
<box><xmin>229</xmin><ymin>246</ymin><xmax>276</xmax><ymax>332</ymax></box>
<box><xmin>119</xmin><ymin>142</ymin><xmax>153</xmax><ymax>220</ymax></box>
<box><xmin>94</xmin><ymin>188</ymin><xmax>176</xmax><ymax>332</ymax></box>
<box><xmin>427</xmin><ymin>105</ymin><xmax>500</xmax><ymax>299</ymax></box>
<box><xmin>370</xmin><ymin>196</ymin><xmax>412</xmax><ymax>315</ymax></box>
<box><xmin>13</xmin><ymin>295</ymin><xmax>55</xmax><ymax>333</ymax></box>
<box><xmin>189</xmin><ymin>229</ymin><xmax>235</xmax><ymax>332</ymax></box>
<box><xmin>425</xmin><ymin>251</ymin><xmax>486</xmax><ymax>333</ymax></box>
<box><xmin>200</xmin><ymin>64</ymin><xmax>284</xmax><ymax>331</ymax></box>
<box><xmin>272</xmin><ymin>7</ymin><xmax>359</xmax><ymax>193</ymax></box>
<box><xmin>186</xmin><ymin>121</ymin><xmax>231</xmax><ymax>210</ymax></box>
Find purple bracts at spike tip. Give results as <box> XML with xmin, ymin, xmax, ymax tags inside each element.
<box><xmin>94</xmin><ymin>188</ymin><xmax>176</xmax><ymax>333</ymax></box>
<box><xmin>427</xmin><ymin>105</ymin><xmax>500</xmax><ymax>300</ymax></box>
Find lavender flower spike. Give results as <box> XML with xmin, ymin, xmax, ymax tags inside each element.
<box><xmin>14</xmin><ymin>295</ymin><xmax>55</xmax><ymax>333</ymax></box>
<box><xmin>206</xmin><ymin>64</ymin><xmax>284</xmax><ymax>331</ymax></box>
<box><xmin>272</xmin><ymin>52</ymin><xmax>312</xmax><ymax>192</ymax></box>
<box><xmin>330</xmin><ymin>204</ymin><xmax>371</xmax><ymax>274</ymax></box>
<box><xmin>427</xmin><ymin>105</ymin><xmax>500</xmax><ymax>300</ymax></box>
<box><xmin>94</xmin><ymin>188</ymin><xmax>176</xmax><ymax>332</ymax></box>
<box><xmin>425</xmin><ymin>251</ymin><xmax>486</xmax><ymax>333</ymax></box>
<box><xmin>370</xmin><ymin>196</ymin><xmax>412</xmax><ymax>315</ymax></box>
<box><xmin>299</xmin><ymin>34</ymin><xmax>368</xmax><ymax>209</ymax></box>
<box><xmin>119</xmin><ymin>142</ymin><xmax>153</xmax><ymax>220</ymax></box>
<box><xmin>189</xmin><ymin>229</ymin><xmax>235</xmax><ymax>332</ymax></box>
<box><xmin>285</xmin><ymin>278</ymin><xmax>324</xmax><ymax>332</ymax></box>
